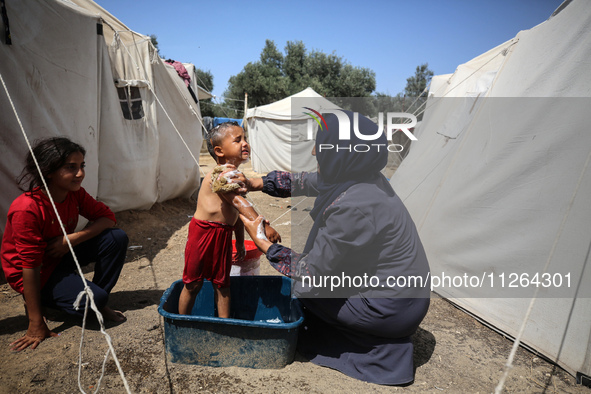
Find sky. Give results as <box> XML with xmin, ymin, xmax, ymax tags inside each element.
<box><xmin>94</xmin><ymin>0</ymin><xmax>564</xmax><ymax>100</ymax></box>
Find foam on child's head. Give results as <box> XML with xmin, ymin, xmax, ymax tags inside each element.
<box><xmin>206</xmin><ymin>121</ymin><xmax>241</xmax><ymax>162</ymax></box>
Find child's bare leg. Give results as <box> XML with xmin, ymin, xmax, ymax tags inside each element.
<box><xmin>178</xmin><ymin>280</ymin><xmax>203</xmax><ymax>315</ymax></box>
<box><xmin>214</xmin><ymin>285</ymin><xmax>231</xmax><ymax>318</ymax></box>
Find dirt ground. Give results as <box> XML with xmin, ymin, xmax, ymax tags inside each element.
<box><xmin>0</xmin><ymin>154</ymin><xmax>588</xmax><ymax>393</ymax></box>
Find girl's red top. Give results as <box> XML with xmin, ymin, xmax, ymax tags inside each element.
<box><xmin>1</xmin><ymin>187</ymin><xmax>116</xmax><ymax>293</ymax></box>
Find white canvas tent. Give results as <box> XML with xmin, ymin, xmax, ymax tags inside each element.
<box><xmin>182</xmin><ymin>63</ymin><xmax>214</xmax><ymax>102</ymax></box>
<box><xmin>245</xmin><ymin>87</ymin><xmax>340</xmax><ymax>173</ymax></box>
<box><xmin>391</xmin><ymin>0</ymin><xmax>591</xmax><ymax>380</ymax></box>
<box><xmin>0</xmin><ymin>0</ymin><xmax>204</xmax><ymax>237</ymax></box>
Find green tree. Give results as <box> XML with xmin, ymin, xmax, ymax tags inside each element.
<box><xmin>224</xmin><ymin>40</ymin><xmax>376</xmax><ymax>113</ymax></box>
<box><xmin>404</xmin><ymin>63</ymin><xmax>433</xmax><ymax>98</ymax></box>
<box><xmin>195</xmin><ymin>69</ymin><xmax>213</xmax><ymax>93</ymax></box>
<box><xmin>226</xmin><ymin>40</ymin><xmax>289</xmax><ymax>109</ymax></box>
<box><xmin>149</xmin><ymin>34</ymin><xmax>162</xmax><ymax>57</ymax></box>
<box><xmin>194</xmin><ymin>68</ymin><xmax>217</xmax><ymax>117</ymax></box>
<box><xmin>402</xmin><ymin>63</ymin><xmax>433</xmax><ymax>120</ymax></box>
<box><xmin>373</xmin><ymin>92</ymin><xmax>406</xmax><ymax>114</ymax></box>
<box><xmin>373</xmin><ymin>63</ymin><xmax>434</xmax><ymax>120</ymax></box>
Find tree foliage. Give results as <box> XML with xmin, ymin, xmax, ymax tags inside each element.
<box><xmin>372</xmin><ymin>63</ymin><xmax>433</xmax><ymax>121</ymax></box>
<box><xmin>149</xmin><ymin>34</ymin><xmax>161</xmax><ymax>57</ymax></box>
<box><xmin>146</xmin><ymin>34</ymin><xmax>227</xmax><ymax>117</ymax></box>
<box><xmin>195</xmin><ymin>69</ymin><xmax>213</xmax><ymax>93</ymax></box>
<box><xmin>224</xmin><ymin>40</ymin><xmax>376</xmax><ymax>112</ymax></box>
<box><xmin>194</xmin><ymin>69</ymin><xmax>219</xmax><ymax>117</ymax></box>
<box><xmin>404</xmin><ymin>63</ymin><xmax>433</xmax><ymax>98</ymax></box>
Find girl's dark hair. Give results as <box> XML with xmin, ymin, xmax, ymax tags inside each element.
<box><xmin>17</xmin><ymin>137</ymin><xmax>86</xmax><ymax>192</ymax></box>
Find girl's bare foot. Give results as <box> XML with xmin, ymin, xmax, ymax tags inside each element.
<box><xmin>101</xmin><ymin>306</ymin><xmax>126</xmax><ymax>322</ymax></box>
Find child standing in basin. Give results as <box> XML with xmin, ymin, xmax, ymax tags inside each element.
<box><xmin>178</xmin><ymin>122</ymin><xmax>280</xmax><ymax>317</ymax></box>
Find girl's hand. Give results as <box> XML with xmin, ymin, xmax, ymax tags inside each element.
<box><xmin>10</xmin><ymin>321</ymin><xmax>58</xmax><ymax>352</ymax></box>
<box><xmin>45</xmin><ymin>236</ymin><xmax>70</xmax><ymax>259</ymax></box>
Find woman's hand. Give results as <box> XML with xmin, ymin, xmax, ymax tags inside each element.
<box><xmin>220</xmin><ymin>165</ymin><xmax>264</xmax><ymax>194</ymax></box>
<box><xmin>239</xmin><ymin>214</ymin><xmax>273</xmax><ymax>254</ymax></box>
<box><xmin>10</xmin><ymin>320</ymin><xmax>58</xmax><ymax>352</ymax></box>
<box><xmin>219</xmin><ymin>165</ymin><xmax>248</xmax><ymax>195</ymax></box>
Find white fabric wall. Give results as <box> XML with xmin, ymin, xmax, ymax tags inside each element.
<box><xmin>246</xmin><ymin>118</ymin><xmax>316</xmax><ymax>173</ymax></box>
<box><xmin>154</xmin><ymin>61</ymin><xmax>202</xmax><ymax>203</ymax></box>
<box><xmin>96</xmin><ymin>36</ymin><xmax>160</xmax><ymax>210</ymax></box>
<box><xmin>246</xmin><ymin>88</ymin><xmax>339</xmax><ymax>173</ymax></box>
<box><xmin>1</xmin><ymin>0</ymin><xmax>203</xmax><ymax>234</ymax></box>
<box><xmin>73</xmin><ymin>0</ymin><xmax>203</xmax><ymax>211</ymax></box>
<box><xmin>0</xmin><ymin>0</ymin><xmax>102</xmax><ymax>231</ymax></box>
<box><xmin>391</xmin><ymin>0</ymin><xmax>591</xmax><ymax>377</ymax></box>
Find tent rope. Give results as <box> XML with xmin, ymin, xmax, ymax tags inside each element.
<box><xmin>494</xmin><ymin>143</ymin><xmax>591</xmax><ymax>394</ymax></box>
<box><xmin>269</xmin><ymin>195</ymin><xmax>308</xmax><ymax>226</ymax></box>
<box><xmin>399</xmin><ymin>39</ymin><xmax>519</xmax><ymax>211</ymax></box>
<box><xmin>422</xmin><ymin>39</ymin><xmax>519</xmax><ymax>113</ymax></box>
<box><xmin>0</xmin><ymin>71</ymin><xmax>131</xmax><ymax>394</ymax></box>
<box><xmin>213</xmin><ymin>95</ymin><xmax>240</xmax><ymax>118</ymax></box>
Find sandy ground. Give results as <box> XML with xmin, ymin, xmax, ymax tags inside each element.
<box><xmin>0</xmin><ymin>154</ymin><xmax>588</xmax><ymax>393</ymax></box>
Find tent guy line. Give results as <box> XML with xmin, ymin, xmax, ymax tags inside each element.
<box><xmin>495</xmin><ymin>139</ymin><xmax>591</xmax><ymax>394</ymax></box>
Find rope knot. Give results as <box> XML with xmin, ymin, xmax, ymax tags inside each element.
<box><xmin>73</xmin><ymin>286</ymin><xmax>94</xmax><ymax>310</ymax></box>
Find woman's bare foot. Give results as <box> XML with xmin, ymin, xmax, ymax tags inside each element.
<box><xmin>101</xmin><ymin>306</ymin><xmax>126</xmax><ymax>322</ymax></box>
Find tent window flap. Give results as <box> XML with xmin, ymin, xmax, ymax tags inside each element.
<box><xmin>117</xmin><ymin>86</ymin><xmax>144</xmax><ymax>120</ymax></box>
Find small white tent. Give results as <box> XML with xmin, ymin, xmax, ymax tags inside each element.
<box><xmin>391</xmin><ymin>0</ymin><xmax>591</xmax><ymax>381</ymax></box>
<box><xmin>245</xmin><ymin>87</ymin><xmax>339</xmax><ymax>173</ymax></box>
<box><xmin>0</xmin><ymin>0</ymin><xmax>204</xmax><ymax>237</ymax></box>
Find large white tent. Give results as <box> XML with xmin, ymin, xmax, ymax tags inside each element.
<box><xmin>245</xmin><ymin>87</ymin><xmax>339</xmax><ymax>173</ymax></box>
<box><xmin>0</xmin><ymin>0</ymin><xmax>204</xmax><ymax>237</ymax></box>
<box><xmin>391</xmin><ymin>0</ymin><xmax>591</xmax><ymax>381</ymax></box>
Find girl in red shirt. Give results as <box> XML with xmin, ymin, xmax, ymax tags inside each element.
<box><xmin>1</xmin><ymin>137</ymin><xmax>128</xmax><ymax>351</ymax></box>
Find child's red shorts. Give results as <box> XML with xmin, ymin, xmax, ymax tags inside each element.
<box><xmin>183</xmin><ymin>218</ymin><xmax>234</xmax><ymax>288</ymax></box>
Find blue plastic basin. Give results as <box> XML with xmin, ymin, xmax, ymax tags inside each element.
<box><xmin>158</xmin><ymin>276</ymin><xmax>304</xmax><ymax>368</ymax></box>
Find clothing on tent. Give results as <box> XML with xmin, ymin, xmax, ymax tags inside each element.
<box><xmin>165</xmin><ymin>59</ymin><xmax>191</xmax><ymax>87</ymax></box>
<box><xmin>1</xmin><ymin>0</ymin><xmax>11</xmax><ymax>45</ymax></box>
<box><xmin>202</xmin><ymin>116</ymin><xmax>214</xmax><ymax>132</ymax></box>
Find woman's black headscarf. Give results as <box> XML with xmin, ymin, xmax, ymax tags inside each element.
<box><xmin>304</xmin><ymin>110</ymin><xmax>388</xmax><ymax>253</ymax></box>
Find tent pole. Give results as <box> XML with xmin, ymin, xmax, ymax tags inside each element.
<box><xmin>243</xmin><ymin>92</ymin><xmax>248</xmax><ymax>131</ymax></box>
